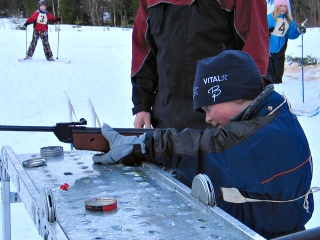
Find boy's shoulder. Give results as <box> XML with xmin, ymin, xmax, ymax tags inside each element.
<box><xmin>45</xmin><ymin>11</ymin><xmax>54</xmax><ymax>16</ymax></box>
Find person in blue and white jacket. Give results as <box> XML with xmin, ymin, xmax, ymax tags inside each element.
<box><xmin>267</xmin><ymin>0</ymin><xmax>306</xmax><ymax>82</ymax></box>
<box><xmin>93</xmin><ymin>50</ymin><xmax>314</xmax><ymax>239</ymax></box>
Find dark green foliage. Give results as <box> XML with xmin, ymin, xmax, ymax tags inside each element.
<box><xmin>290</xmin><ymin>0</ymin><xmax>320</xmax><ymax>26</ymax></box>
<box><xmin>23</xmin><ymin>0</ymin><xmax>38</xmax><ymax>17</ymax></box>
<box><xmin>2</xmin><ymin>0</ymin><xmax>319</xmax><ymax>27</ymax></box>
<box><xmin>0</xmin><ymin>0</ymin><xmax>10</xmax><ymax>17</ymax></box>
<box><xmin>129</xmin><ymin>0</ymin><xmax>139</xmax><ymax>23</ymax></box>
<box><xmin>60</xmin><ymin>0</ymin><xmax>90</xmax><ymax>25</ymax></box>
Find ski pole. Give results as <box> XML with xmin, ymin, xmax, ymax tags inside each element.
<box><xmin>56</xmin><ymin>23</ymin><xmax>60</xmax><ymax>59</ymax></box>
<box><xmin>25</xmin><ymin>25</ymin><xmax>27</xmax><ymax>52</ymax></box>
<box><xmin>301</xmin><ymin>19</ymin><xmax>307</xmax><ymax>103</ymax></box>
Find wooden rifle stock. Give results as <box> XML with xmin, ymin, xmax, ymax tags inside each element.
<box><xmin>71</xmin><ymin>128</ymin><xmax>155</xmax><ymax>152</ymax></box>
<box><xmin>0</xmin><ymin>118</ymin><xmax>156</xmax><ymax>152</ymax></box>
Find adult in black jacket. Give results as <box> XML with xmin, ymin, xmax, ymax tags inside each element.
<box><xmin>131</xmin><ymin>0</ymin><xmax>269</xmax><ymax>131</ymax></box>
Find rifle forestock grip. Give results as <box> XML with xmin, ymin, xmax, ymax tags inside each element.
<box><xmin>72</xmin><ymin>128</ymin><xmax>155</xmax><ymax>152</ymax></box>
<box><xmin>0</xmin><ymin>124</ymin><xmax>156</xmax><ymax>153</ymax></box>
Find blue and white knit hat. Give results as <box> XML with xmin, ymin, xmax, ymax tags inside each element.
<box><xmin>38</xmin><ymin>1</ymin><xmax>46</xmax><ymax>6</ymax></box>
<box><xmin>193</xmin><ymin>50</ymin><xmax>263</xmax><ymax>112</ymax></box>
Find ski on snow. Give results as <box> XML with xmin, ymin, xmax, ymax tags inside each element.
<box><xmin>18</xmin><ymin>58</ymin><xmax>71</xmax><ymax>64</ymax></box>
<box><xmin>295</xmin><ymin>111</ymin><xmax>319</xmax><ymax>117</ymax></box>
<box><xmin>294</xmin><ymin>107</ymin><xmax>320</xmax><ymax>117</ymax></box>
<box><xmin>294</xmin><ymin>106</ymin><xmax>320</xmax><ymax>113</ymax></box>
<box><xmin>60</xmin><ymin>60</ymin><xmax>71</xmax><ymax>64</ymax></box>
<box><xmin>18</xmin><ymin>58</ymin><xmax>32</xmax><ymax>62</ymax></box>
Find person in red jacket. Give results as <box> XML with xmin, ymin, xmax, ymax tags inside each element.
<box><xmin>23</xmin><ymin>1</ymin><xmax>61</xmax><ymax>61</ymax></box>
<box><xmin>131</xmin><ymin>0</ymin><xmax>270</xmax><ymax>131</ymax></box>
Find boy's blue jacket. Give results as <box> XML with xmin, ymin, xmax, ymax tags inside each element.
<box><xmin>268</xmin><ymin>13</ymin><xmax>300</xmax><ymax>53</ymax></box>
<box><xmin>144</xmin><ymin>85</ymin><xmax>314</xmax><ymax>239</ymax></box>
<box><xmin>131</xmin><ymin>0</ymin><xmax>269</xmax><ymax>131</ymax></box>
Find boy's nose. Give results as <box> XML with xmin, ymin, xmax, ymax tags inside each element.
<box><xmin>205</xmin><ymin>114</ymin><xmax>212</xmax><ymax>124</ymax></box>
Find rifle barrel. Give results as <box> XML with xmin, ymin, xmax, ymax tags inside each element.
<box><xmin>0</xmin><ymin>125</ymin><xmax>157</xmax><ymax>134</ymax></box>
<box><xmin>0</xmin><ymin>125</ymin><xmax>55</xmax><ymax>132</ymax></box>
<box><xmin>0</xmin><ymin>124</ymin><xmax>159</xmax><ymax>152</ymax></box>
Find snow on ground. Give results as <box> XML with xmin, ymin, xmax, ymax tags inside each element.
<box><xmin>0</xmin><ymin>18</ymin><xmax>319</xmax><ymax>239</ymax></box>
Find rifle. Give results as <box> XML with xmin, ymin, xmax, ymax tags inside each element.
<box><xmin>0</xmin><ymin>118</ymin><xmax>155</xmax><ymax>152</ymax></box>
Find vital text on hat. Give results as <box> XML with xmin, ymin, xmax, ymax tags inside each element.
<box><xmin>203</xmin><ymin>74</ymin><xmax>228</xmax><ymax>84</ymax></box>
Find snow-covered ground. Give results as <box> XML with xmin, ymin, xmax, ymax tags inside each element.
<box><xmin>0</xmin><ymin>18</ymin><xmax>319</xmax><ymax>239</ymax></box>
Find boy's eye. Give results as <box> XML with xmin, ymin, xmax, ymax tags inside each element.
<box><xmin>202</xmin><ymin>106</ymin><xmax>209</xmax><ymax>112</ymax></box>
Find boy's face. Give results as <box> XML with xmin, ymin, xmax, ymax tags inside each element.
<box><xmin>40</xmin><ymin>5</ymin><xmax>46</xmax><ymax>11</ymax></box>
<box><xmin>202</xmin><ymin>100</ymin><xmax>246</xmax><ymax>128</ymax></box>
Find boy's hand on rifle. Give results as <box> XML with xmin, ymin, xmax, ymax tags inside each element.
<box><xmin>92</xmin><ymin>123</ymin><xmax>146</xmax><ymax>165</ymax></box>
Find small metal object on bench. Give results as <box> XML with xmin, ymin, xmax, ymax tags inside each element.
<box><xmin>40</xmin><ymin>146</ymin><xmax>63</xmax><ymax>157</ymax></box>
<box><xmin>85</xmin><ymin>197</ymin><xmax>117</xmax><ymax>211</ymax></box>
<box><xmin>191</xmin><ymin>173</ymin><xmax>215</xmax><ymax>206</ymax></box>
<box><xmin>43</xmin><ymin>187</ymin><xmax>56</xmax><ymax>223</ymax></box>
<box><xmin>22</xmin><ymin>158</ymin><xmax>47</xmax><ymax>168</ymax></box>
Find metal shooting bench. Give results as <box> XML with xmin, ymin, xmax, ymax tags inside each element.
<box><xmin>1</xmin><ymin>146</ymin><xmax>265</xmax><ymax>240</ymax></box>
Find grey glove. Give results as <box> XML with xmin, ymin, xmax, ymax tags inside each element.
<box><xmin>297</xmin><ymin>25</ymin><xmax>306</xmax><ymax>34</ymax></box>
<box><xmin>92</xmin><ymin>123</ymin><xmax>146</xmax><ymax>164</ymax></box>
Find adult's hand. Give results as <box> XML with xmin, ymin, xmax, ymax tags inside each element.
<box><xmin>134</xmin><ymin>111</ymin><xmax>152</xmax><ymax>128</ymax></box>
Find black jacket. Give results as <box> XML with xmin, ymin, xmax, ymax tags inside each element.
<box><xmin>131</xmin><ymin>0</ymin><xmax>269</xmax><ymax>130</ymax></box>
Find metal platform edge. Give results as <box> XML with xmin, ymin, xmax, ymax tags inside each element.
<box><xmin>1</xmin><ymin>146</ymin><xmax>265</xmax><ymax>240</ymax></box>
<box><xmin>141</xmin><ymin>162</ymin><xmax>265</xmax><ymax>240</ymax></box>
<box><xmin>1</xmin><ymin>146</ymin><xmax>68</xmax><ymax>240</ymax></box>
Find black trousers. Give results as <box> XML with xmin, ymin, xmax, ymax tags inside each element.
<box><xmin>268</xmin><ymin>39</ymin><xmax>288</xmax><ymax>84</ymax></box>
